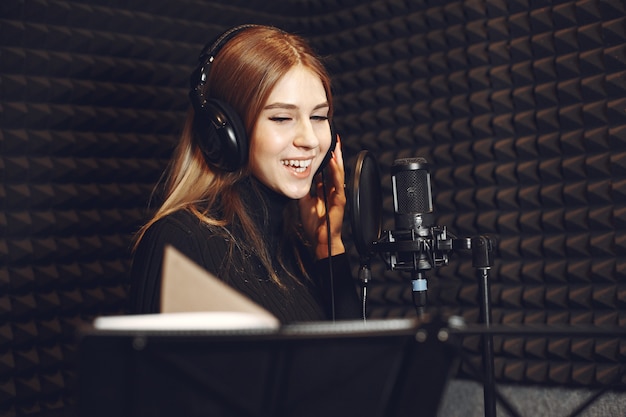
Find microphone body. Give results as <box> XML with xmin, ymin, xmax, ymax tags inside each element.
<box><xmin>390</xmin><ymin>158</ymin><xmax>436</xmax><ymax>272</ymax></box>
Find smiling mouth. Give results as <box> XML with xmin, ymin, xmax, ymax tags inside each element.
<box><xmin>281</xmin><ymin>159</ymin><xmax>313</xmax><ymax>173</ymax></box>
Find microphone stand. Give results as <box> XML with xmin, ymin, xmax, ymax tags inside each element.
<box><xmin>439</xmin><ymin>234</ymin><xmax>497</xmax><ymax>417</ymax></box>
<box><xmin>374</xmin><ymin>228</ymin><xmax>498</xmax><ymax>417</ymax></box>
<box><xmin>471</xmin><ymin>235</ymin><xmax>496</xmax><ymax>417</ymax></box>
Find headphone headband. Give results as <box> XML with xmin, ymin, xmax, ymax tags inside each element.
<box><xmin>190</xmin><ymin>24</ymin><xmax>260</xmax><ymax>104</ymax></box>
<box><xmin>198</xmin><ymin>25</ymin><xmax>260</xmax><ymax>64</ymax></box>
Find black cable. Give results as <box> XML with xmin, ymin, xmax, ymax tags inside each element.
<box><xmin>320</xmin><ymin>170</ymin><xmax>335</xmax><ymax>322</ymax></box>
<box><xmin>362</xmin><ymin>284</ymin><xmax>367</xmax><ymax>322</ymax></box>
<box><xmin>359</xmin><ymin>265</ymin><xmax>370</xmax><ymax>322</ymax></box>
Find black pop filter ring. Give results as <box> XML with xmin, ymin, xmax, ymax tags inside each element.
<box><xmin>348</xmin><ymin>150</ymin><xmax>383</xmax><ymax>260</ymax></box>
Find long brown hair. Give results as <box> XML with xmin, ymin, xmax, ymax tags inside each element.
<box><xmin>134</xmin><ymin>26</ymin><xmax>334</xmax><ymax>287</ymax></box>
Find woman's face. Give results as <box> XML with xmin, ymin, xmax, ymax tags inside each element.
<box><xmin>249</xmin><ymin>65</ymin><xmax>332</xmax><ymax>199</ymax></box>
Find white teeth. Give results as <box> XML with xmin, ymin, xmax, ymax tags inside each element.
<box><xmin>282</xmin><ymin>159</ymin><xmax>312</xmax><ymax>173</ymax></box>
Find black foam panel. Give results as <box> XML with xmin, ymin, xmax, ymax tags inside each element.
<box><xmin>314</xmin><ymin>0</ymin><xmax>626</xmax><ymax>390</ymax></box>
<box><xmin>0</xmin><ymin>0</ymin><xmax>300</xmax><ymax>415</ymax></box>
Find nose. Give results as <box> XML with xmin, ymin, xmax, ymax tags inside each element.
<box><xmin>293</xmin><ymin>118</ymin><xmax>320</xmax><ymax>149</ymax></box>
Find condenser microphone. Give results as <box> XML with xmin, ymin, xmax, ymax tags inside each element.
<box><xmin>391</xmin><ymin>157</ymin><xmax>434</xmax><ymax>234</ymax></box>
<box><xmin>370</xmin><ymin>156</ymin><xmax>452</xmax><ymax>317</ymax></box>
<box><xmin>390</xmin><ymin>157</ymin><xmax>435</xmax><ymax>314</ymax></box>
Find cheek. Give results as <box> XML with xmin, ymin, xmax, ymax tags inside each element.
<box><xmin>319</xmin><ymin>126</ymin><xmax>333</xmax><ymax>154</ymax></box>
<box><xmin>248</xmin><ymin>125</ymin><xmax>270</xmax><ymax>161</ymax></box>
<box><xmin>247</xmin><ymin>126</ymin><xmax>284</xmax><ymax>175</ymax></box>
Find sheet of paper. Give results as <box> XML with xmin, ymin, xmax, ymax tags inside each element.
<box><xmin>94</xmin><ymin>245</ymin><xmax>280</xmax><ymax>331</ymax></box>
<box><xmin>93</xmin><ymin>311</ymin><xmax>279</xmax><ymax>331</ymax></box>
<box><xmin>160</xmin><ymin>245</ymin><xmax>278</xmax><ymax>322</ymax></box>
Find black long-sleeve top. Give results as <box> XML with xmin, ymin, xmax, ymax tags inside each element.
<box><xmin>129</xmin><ymin>178</ymin><xmax>361</xmax><ymax>323</ymax></box>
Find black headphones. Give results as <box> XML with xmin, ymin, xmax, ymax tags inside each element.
<box><xmin>189</xmin><ymin>24</ymin><xmax>336</xmax><ymax>173</ymax></box>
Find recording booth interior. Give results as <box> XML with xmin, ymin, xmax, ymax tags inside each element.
<box><xmin>2</xmin><ymin>0</ymin><xmax>626</xmax><ymax>416</ymax></box>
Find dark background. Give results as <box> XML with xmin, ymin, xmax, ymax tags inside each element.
<box><xmin>1</xmin><ymin>0</ymin><xmax>625</xmax><ymax>415</ymax></box>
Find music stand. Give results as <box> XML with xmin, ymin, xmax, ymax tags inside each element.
<box><xmin>76</xmin><ymin>317</ymin><xmax>459</xmax><ymax>417</ymax></box>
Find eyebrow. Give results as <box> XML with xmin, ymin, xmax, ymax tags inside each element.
<box><xmin>263</xmin><ymin>102</ymin><xmax>329</xmax><ymax>111</ymax></box>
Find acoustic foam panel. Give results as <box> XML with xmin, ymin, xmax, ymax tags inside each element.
<box><xmin>306</xmin><ymin>0</ymin><xmax>626</xmax><ymax>389</ymax></box>
<box><xmin>0</xmin><ymin>0</ymin><xmax>296</xmax><ymax>415</ymax></box>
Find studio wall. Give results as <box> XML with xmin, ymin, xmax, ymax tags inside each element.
<box><xmin>309</xmin><ymin>0</ymin><xmax>626</xmax><ymax>392</ymax></box>
<box><xmin>1</xmin><ymin>0</ymin><xmax>625</xmax><ymax>416</ymax></box>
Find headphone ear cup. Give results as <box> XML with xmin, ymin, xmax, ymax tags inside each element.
<box><xmin>316</xmin><ymin>121</ymin><xmax>337</xmax><ymax>175</ymax></box>
<box><xmin>193</xmin><ymin>98</ymin><xmax>248</xmax><ymax>172</ymax></box>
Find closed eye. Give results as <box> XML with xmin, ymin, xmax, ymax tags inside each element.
<box><xmin>269</xmin><ymin>117</ymin><xmax>292</xmax><ymax>123</ymax></box>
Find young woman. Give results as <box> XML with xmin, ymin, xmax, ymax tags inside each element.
<box><xmin>129</xmin><ymin>25</ymin><xmax>361</xmax><ymax>323</ymax></box>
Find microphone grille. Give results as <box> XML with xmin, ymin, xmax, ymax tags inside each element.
<box><xmin>392</xmin><ymin>158</ymin><xmax>432</xmax><ymax>215</ymax></box>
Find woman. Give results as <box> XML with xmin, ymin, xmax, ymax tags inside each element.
<box><xmin>129</xmin><ymin>25</ymin><xmax>361</xmax><ymax>323</ymax></box>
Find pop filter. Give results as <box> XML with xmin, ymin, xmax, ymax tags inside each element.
<box><xmin>348</xmin><ymin>150</ymin><xmax>382</xmax><ymax>261</ymax></box>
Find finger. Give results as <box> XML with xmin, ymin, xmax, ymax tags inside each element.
<box><xmin>334</xmin><ymin>135</ymin><xmax>344</xmax><ymax>170</ymax></box>
<box><xmin>330</xmin><ymin>137</ymin><xmax>345</xmax><ymax>196</ymax></box>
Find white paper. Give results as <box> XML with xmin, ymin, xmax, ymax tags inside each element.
<box><xmin>93</xmin><ymin>311</ymin><xmax>279</xmax><ymax>331</ymax></box>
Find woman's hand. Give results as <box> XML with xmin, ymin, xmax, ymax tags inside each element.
<box><xmin>299</xmin><ymin>135</ymin><xmax>346</xmax><ymax>259</ymax></box>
